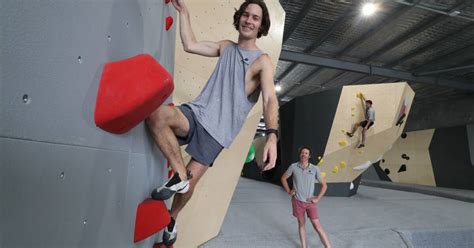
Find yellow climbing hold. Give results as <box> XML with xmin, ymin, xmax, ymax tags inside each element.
<box><xmin>332</xmin><ymin>166</ymin><xmax>339</xmax><ymax>174</ymax></box>
<box><xmin>338</xmin><ymin>140</ymin><xmax>348</xmax><ymax>146</ymax></box>
<box><xmin>341</xmin><ymin>129</ymin><xmax>346</xmax><ymax>134</ymax></box>
<box><xmin>340</xmin><ymin>161</ymin><xmax>347</xmax><ymax>168</ymax></box>
<box><xmin>321</xmin><ymin>172</ymin><xmax>327</xmax><ymax>177</ymax></box>
<box><xmin>317</xmin><ymin>159</ymin><xmax>324</xmax><ymax>166</ymax></box>
<box><xmin>356</xmin><ymin>92</ymin><xmax>365</xmax><ymax>99</ymax></box>
<box><xmin>358</xmin><ymin>150</ymin><xmax>364</xmax><ymax>155</ymax></box>
<box><xmin>351</xmin><ymin>106</ymin><xmax>355</xmax><ymax>110</ymax></box>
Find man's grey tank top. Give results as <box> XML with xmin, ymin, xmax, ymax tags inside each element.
<box><xmin>185</xmin><ymin>43</ymin><xmax>263</xmax><ymax>148</ymax></box>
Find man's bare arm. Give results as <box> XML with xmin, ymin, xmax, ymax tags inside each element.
<box><xmin>281</xmin><ymin>173</ymin><xmax>295</xmax><ymax>196</ymax></box>
<box><xmin>259</xmin><ymin>55</ymin><xmax>279</xmax><ymax>171</ymax></box>
<box><xmin>310</xmin><ymin>177</ymin><xmax>327</xmax><ymax>203</ymax></box>
<box><xmin>172</xmin><ymin>0</ymin><xmax>230</xmax><ymax>57</ymax></box>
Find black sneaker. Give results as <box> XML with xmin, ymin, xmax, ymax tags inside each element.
<box><xmin>151</xmin><ymin>172</ymin><xmax>189</xmax><ymax>201</ymax></box>
<box><xmin>346</xmin><ymin>132</ymin><xmax>353</xmax><ymax>137</ymax></box>
<box><xmin>357</xmin><ymin>144</ymin><xmax>365</xmax><ymax>149</ymax></box>
<box><xmin>162</xmin><ymin>217</ymin><xmax>177</xmax><ymax>246</ymax></box>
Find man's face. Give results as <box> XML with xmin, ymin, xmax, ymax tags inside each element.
<box><xmin>238</xmin><ymin>3</ymin><xmax>263</xmax><ymax>39</ymax></box>
<box><xmin>365</xmin><ymin>102</ymin><xmax>371</xmax><ymax>108</ymax></box>
<box><xmin>299</xmin><ymin>148</ymin><xmax>310</xmax><ymax>163</ymax></box>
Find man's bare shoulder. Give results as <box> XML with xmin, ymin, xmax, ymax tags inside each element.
<box><xmin>255</xmin><ymin>53</ymin><xmax>274</xmax><ymax>69</ymax></box>
<box><xmin>219</xmin><ymin>40</ymin><xmax>235</xmax><ymax>50</ymax></box>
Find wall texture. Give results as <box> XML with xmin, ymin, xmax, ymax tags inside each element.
<box><xmin>1</xmin><ymin>0</ymin><xmax>176</xmax><ymax>247</ymax></box>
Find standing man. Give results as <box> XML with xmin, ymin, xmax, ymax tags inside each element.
<box><xmin>146</xmin><ymin>0</ymin><xmax>279</xmax><ymax>245</ymax></box>
<box><xmin>346</xmin><ymin>95</ymin><xmax>375</xmax><ymax>148</ymax></box>
<box><xmin>281</xmin><ymin>146</ymin><xmax>331</xmax><ymax>248</ymax></box>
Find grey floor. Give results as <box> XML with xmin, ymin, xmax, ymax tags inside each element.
<box><xmin>201</xmin><ymin>177</ymin><xmax>474</xmax><ymax>248</ymax></box>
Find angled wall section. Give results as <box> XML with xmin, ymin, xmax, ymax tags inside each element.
<box><xmin>375</xmin><ymin>126</ymin><xmax>474</xmax><ymax>190</ymax></box>
<box><xmin>379</xmin><ymin>129</ymin><xmax>436</xmax><ymax>186</ymax></box>
<box><xmin>1</xmin><ymin>1</ymin><xmax>176</xmax><ymax>247</ymax></box>
<box><xmin>279</xmin><ymin>83</ymin><xmax>415</xmax><ymax>196</ymax></box>
<box><xmin>171</xmin><ymin>1</ymin><xmax>285</xmax><ymax>247</ymax></box>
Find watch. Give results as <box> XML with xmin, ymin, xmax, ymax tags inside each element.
<box><xmin>265</xmin><ymin>128</ymin><xmax>278</xmax><ymax>138</ymax></box>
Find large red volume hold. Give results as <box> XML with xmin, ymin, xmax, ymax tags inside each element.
<box><xmin>95</xmin><ymin>54</ymin><xmax>174</xmax><ymax>134</ymax></box>
<box><xmin>134</xmin><ymin>199</ymin><xmax>171</xmax><ymax>243</ymax></box>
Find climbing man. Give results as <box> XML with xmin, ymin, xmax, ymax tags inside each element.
<box><xmin>346</xmin><ymin>94</ymin><xmax>375</xmax><ymax>148</ymax></box>
<box><xmin>146</xmin><ymin>0</ymin><xmax>279</xmax><ymax>245</ymax></box>
<box><xmin>281</xmin><ymin>146</ymin><xmax>332</xmax><ymax>248</ymax></box>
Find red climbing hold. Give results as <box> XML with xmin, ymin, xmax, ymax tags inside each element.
<box><xmin>164</xmin><ymin>0</ymin><xmax>171</xmax><ymax>4</ymax></box>
<box><xmin>166</xmin><ymin>16</ymin><xmax>173</xmax><ymax>31</ymax></box>
<box><xmin>95</xmin><ymin>54</ymin><xmax>174</xmax><ymax>134</ymax></box>
<box><xmin>134</xmin><ymin>199</ymin><xmax>171</xmax><ymax>243</ymax></box>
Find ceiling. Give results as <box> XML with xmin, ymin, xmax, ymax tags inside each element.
<box><xmin>276</xmin><ymin>0</ymin><xmax>473</xmax><ymax>102</ymax></box>
<box><xmin>257</xmin><ymin>0</ymin><xmax>474</xmax><ymax>134</ymax></box>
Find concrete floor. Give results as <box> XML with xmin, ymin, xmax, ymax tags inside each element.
<box><xmin>201</xmin><ymin>177</ymin><xmax>474</xmax><ymax>248</ymax></box>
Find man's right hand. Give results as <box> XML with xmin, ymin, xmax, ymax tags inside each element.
<box><xmin>171</xmin><ymin>0</ymin><xmax>185</xmax><ymax>13</ymax></box>
<box><xmin>287</xmin><ymin>189</ymin><xmax>296</xmax><ymax>197</ymax></box>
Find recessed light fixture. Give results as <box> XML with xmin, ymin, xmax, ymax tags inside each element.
<box><xmin>275</xmin><ymin>84</ymin><xmax>282</xmax><ymax>92</ymax></box>
<box><xmin>361</xmin><ymin>2</ymin><xmax>378</xmax><ymax>16</ymax></box>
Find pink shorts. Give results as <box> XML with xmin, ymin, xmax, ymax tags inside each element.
<box><xmin>292</xmin><ymin>197</ymin><xmax>319</xmax><ymax>219</ymax></box>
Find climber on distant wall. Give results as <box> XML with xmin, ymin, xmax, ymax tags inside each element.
<box><xmin>346</xmin><ymin>94</ymin><xmax>375</xmax><ymax>148</ymax></box>
<box><xmin>145</xmin><ymin>0</ymin><xmax>279</xmax><ymax>245</ymax></box>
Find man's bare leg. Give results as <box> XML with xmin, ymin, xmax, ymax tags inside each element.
<box><xmin>361</xmin><ymin>127</ymin><xmax>367</xmax><ymax>145</ymax></box>
<box><xmin>347</xmin><ymin>123</ymin><xmax>359</xmax><ymax>137</ymax></box>
<box><xmin>297</xmin><ymin>217</ymin><xmax>307</xmax><ymax>248</ymax></box>
<box><xmin>162</xmin><ymin>159</ymin><xmax>209</xmax><ymax>245</ymax></box>
<box><xmin>146</xmin><ymin>105</ymin><xmax>189</xmax><ymax>180</ymax></box>
<box><xmin>170</xmin><ymin>159</ymin><xmax>209</xmax><ymax>219</ymax></box>
<box><xmin>310</xmin><ymin>218</ymin><xmax>331</xmax><ymax>248</ymax></box>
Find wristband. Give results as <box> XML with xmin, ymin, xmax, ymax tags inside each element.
<box><xmin>265</xmin><ymin>128</ymin><xmax>278</xmax><ymax>138</ymax></box>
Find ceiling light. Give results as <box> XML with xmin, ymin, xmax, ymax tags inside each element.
<box><xmin>449</xmin><ymin>10</ymin><xmax>461</xmax><ymax>16</ymax></box>
<box><xmin>275</xmin><ymin>84</ymin><xmax>282</xmax><ymax>92</ymax></box>
<box><xmin>361</xmin><ymin>3</ymin><xmax>378</xmax><ymax>16</ymax></box>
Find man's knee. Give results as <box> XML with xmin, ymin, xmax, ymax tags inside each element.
<box><xmin>311</xmin><ymin>219</ymin><xmax>322</xmax><ymax>230</ymax></box>
<box><xmin>146</xmin><ymin>106</ymin><xmax>169</xmax><ymax>130</ymax></box>
<box><xmin>297</xmin><ymin>217</ymin><xmax>305</xmax><ymax>226</ymax></box>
